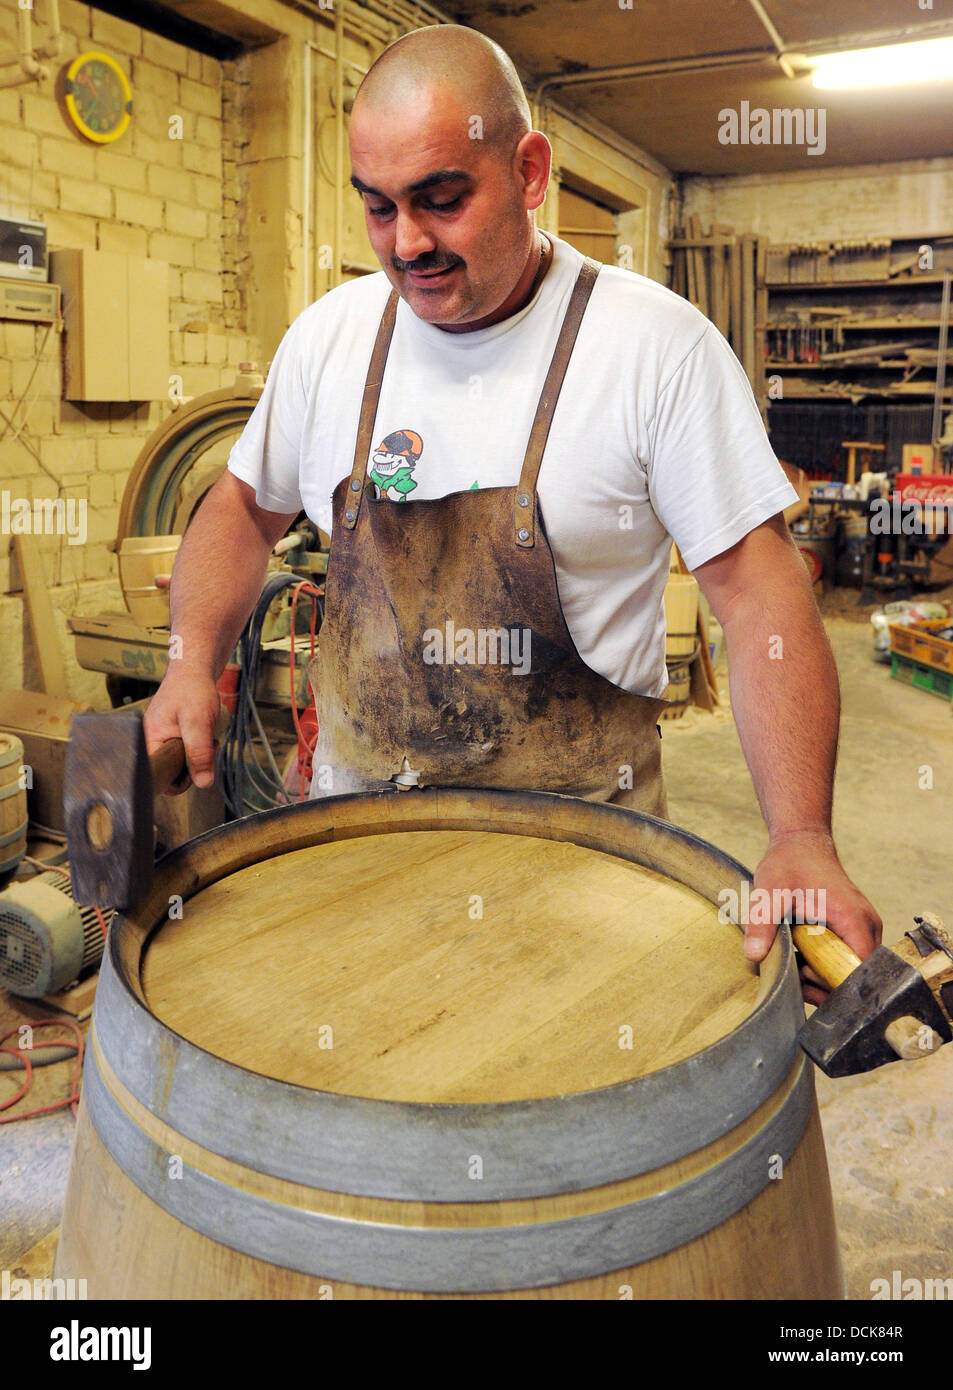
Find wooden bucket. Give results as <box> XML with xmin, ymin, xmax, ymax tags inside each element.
<box><xmin>661</xmin><ymin>662</ymin><xmax>692</xmax><ymax>719</ymax></box>
<box><xmin>118</xmin><ymin>535</ymin><xmax>181</xmax><ymax>628</ymax></box>
<box><xmin>664</xmin><ymin>573</ymin><xmax>699</xmax><ymax>661</ymax></box>
<box><xmin>0</xmin><ymin>733</ymin><xmax>28</xmax><ymax>878</ymax></box>
<box><xmin>55</xmin><ymin>789</ymin><xmax>844</xmax><ymax>1299</ymax></box>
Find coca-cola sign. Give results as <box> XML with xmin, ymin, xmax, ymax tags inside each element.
<box><xmin>895</xmin><ymin>473</ymin><xmax>953</xmax><ymax>503</ymax></box>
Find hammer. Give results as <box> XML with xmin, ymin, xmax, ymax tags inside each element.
<box><xmin>795</xmin><ymin>915</ymin><xmax>953</xmax><ymax>1076</ymax></box>
<box><xmin>64</xmin><ymin>709</ymin><xmax>228</xmax><ymax>909</ymax></box>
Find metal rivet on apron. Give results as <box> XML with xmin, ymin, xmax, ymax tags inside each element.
<box><xmin>517</xmin><ymin>527</ymin><xmax>530</xmax><ymax>542</ymax></box>
<box><xmin>345</xmin><ymin>509</ymin><xmax>356</xmax><ymax>523</ymax></box>
<box><xmin>350</xmin><ymin>478</ymin><xmax>361</xmax><ymax>491</ymax></box>
<box><xmin>517</xmin><ymin>493</ymin><xmax>530</xmax><ymax>507</ymax></box>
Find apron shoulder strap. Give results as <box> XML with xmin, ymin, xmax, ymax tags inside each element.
<box><xmin>514</xmin><ymin>256</ymin><xmax>601</xmax><ymax>549</ymax></box>
<box><xmin>343</xmin><ymin>288</ymin><xmax>399</xmax><ymax>531</ymax></box>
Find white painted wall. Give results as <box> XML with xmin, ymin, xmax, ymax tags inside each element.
<box><xmin>680</xmin><ymin>157</ymin><xmax>953</xmax><ymax>242</ymax></box>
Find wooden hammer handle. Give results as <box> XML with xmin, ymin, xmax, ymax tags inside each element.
<box><xmin>791</xmin><ymin>921</ymin><xmax>862</xmax><ymax>989</ymax></box>
<box><xmin>148</xmin><ymin>707</ymin><xmax>231</xmax><ymax>795</ymax></box>
<box><xmin>149</xmin><ymin>737</ymin><xmax>188</xmax><ymax>794</ymax></box>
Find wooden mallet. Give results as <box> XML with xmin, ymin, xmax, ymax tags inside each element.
<box><xmin>794</xmin><ymin>916</ymin><xmax>953</xmax><ymax>1076</ymax></box>
<box><xmin>64</xmin><ymin>710</ymin><xmax>227</xmax><ymax>909</ymax></box>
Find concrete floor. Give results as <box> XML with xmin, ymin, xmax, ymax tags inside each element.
<box><xmin>663</xmin><ymin>607</ymin><xmax>953</xmax><ymax>1300</ymax></box>
<box><xmin>1</xmin><ymin>601</ymin><xmax>951</xmax><ymax>1297</ymax></box>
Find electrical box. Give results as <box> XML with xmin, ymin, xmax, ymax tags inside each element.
<box><xmin>49</xmin><ymin>248</ymin><xmax>169</xmax><ymax>401</ymax></box>
<box><xmin>0</xmin><ymin>276</ymin><xmax>60</xmax><ymax>322</ymax></box>
<box><xmin>0</xmin><ymin>216</ymin><xmax>47</xmax><ymax>281</ymax></box>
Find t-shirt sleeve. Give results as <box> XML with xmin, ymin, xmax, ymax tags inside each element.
<box><xmin>646</xmin><ymin>322</ymin><xmax>798</xmax><ymax>571</ymax></box>
<box><xmin>226</xmin><ymin>315</ymin><xmax>308</xmax><ymax>514</ymax></box>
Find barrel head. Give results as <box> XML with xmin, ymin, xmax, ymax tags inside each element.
<box><xmin>65</xmin><ymin>712</ymin><xmax>153</xmax><ymax>908</ymax></box>
<box><xmin>798</xmin><ymin>945</ymin><xmax>952</xmax><ymax>1077</ymax></box>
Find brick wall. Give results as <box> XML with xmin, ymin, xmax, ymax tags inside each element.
<box><xmin>0</xmin><ymin>0</ymin><xmax>260</xmax><ymax>705</ymax></box>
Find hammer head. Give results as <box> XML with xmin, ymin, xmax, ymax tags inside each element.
<box><xmin>65</xmin><ymin>712</ymin><xmax>154</xmax><ymax>909</ymax></box>
<box><xmin>798</xmin><ymin>944</ymin><xmax>952</xmax><ymax>1077</ymax></box>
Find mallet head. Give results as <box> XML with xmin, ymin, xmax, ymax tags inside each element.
<box><xmin>798</xmin><ymin>944</ymin><xmax>952</xmax><ymax>1077</ymax></box>
<box><xmin>64</xmin><ymin>713</ymin><xmax>154</xmax><ymax>909</ymax></box>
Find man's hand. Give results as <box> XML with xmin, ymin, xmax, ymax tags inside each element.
<box><xmin>143</xmin><ymin>668</ymin><xmax>223</xmax><ymax>795</ymax></box>
<box><xmin>746</xmin><ymin>828</ymin><xmax>883</xmax><ymax>1004</ymax></box>
<box><xmin>140</xmin><ymin>473</ymin><xmax>297</xmax><ymax>794</ymax></box>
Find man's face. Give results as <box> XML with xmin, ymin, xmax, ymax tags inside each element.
<box><xmin>349</xmin><ymin>86</ymin><xmax>535</xmax><ymax>327</ymax></box>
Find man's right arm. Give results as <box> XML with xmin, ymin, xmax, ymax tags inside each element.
<box><xmin>143</xmin><ymin>470</ymin><xmax>300</xmax><ymax>787</ymax></box>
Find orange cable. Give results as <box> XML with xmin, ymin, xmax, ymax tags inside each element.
<box><xmin>0</xmin><ymin>1018</ymin><xmax>85</xmax><ymax>1123</ymax></box>
<box><xmin>288</xmin><ymin>581</ymin><xmax>323</xmax><ymax>800</ymax></box>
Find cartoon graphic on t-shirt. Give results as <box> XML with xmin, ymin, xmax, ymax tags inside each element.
<box><xmin>369</xmin><ymin>429</ymin><xmax>423</xmax><ymax>500</ymax></box>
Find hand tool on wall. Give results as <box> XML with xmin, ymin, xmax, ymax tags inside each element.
<box><xmin>64</xmin><ymin>708</ymin><xmax>229</xmax><ymax>908</ymax></box>
<box><xmin>794</xmin><ymin>914</ymin><xmax>953</xmax><ymax>1076</ymax></box>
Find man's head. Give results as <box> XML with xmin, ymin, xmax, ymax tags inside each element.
<box><xmin>349</xmin><ymin>25</ymin><xmax>551</xmax><ymax>329</ymax></box>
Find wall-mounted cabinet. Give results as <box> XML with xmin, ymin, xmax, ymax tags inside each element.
<box><xmin>49</xmin><ymin>249</ymin><xmax>169</xmax><ymax>402</ymax></box>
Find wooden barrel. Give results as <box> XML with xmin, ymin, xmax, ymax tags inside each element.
<box><xmin>0</xmin><ymin>733</ymin><xmax>28</xmax><ymax>879</ymax></box>
<box><xmin>662</xmin><ymin>655</ymin><xmax>694</xmax><ymax>719</ymax></box>
<box><xmin>55</xmin><ymin>788</ymin><xmax>844</xmax><ymax>1299</ymax></box>
<box><xmin>117</xmin><ymin>534</ymin><xmax>181</xmax><ymax>628</ymax></box>
<box><xmin>664</xmin><ymin>573</ymin><xmax>699</xmax><ymax>661</ymax></box>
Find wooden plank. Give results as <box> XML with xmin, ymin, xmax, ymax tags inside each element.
<box><xmin>712</xmin><ymin>224</ymin><xmax>733</xmax><ymax>338</ymax></box>
<box><xmin>741</xmin><ymin>234</ymin><xmax>757</xmax><ymax>389</ymax></box>
<box><xmin>755</xmin><ymin>238</ymin><xmax>769</xmax><ymax>411</ymax></box>
<box><xmin>667</xmin><ymin>237</ymin><xmax>738</xmax><ymax>248</ymax></box>
<box><xmin>13</xmin><ymin>534</ymin><xmax>68</xmax><ymax>699</ymax></box>
<box><xmin>686</xmin><ymin>238</ymin><xmax>698</xmax><ymax>305</ymax></box>
<box><xmin>689</xmin><ymin>214</ymin><xmax>708</xmax><ymax>316</ymax></box>
<box><xmin>729</xmin><ymin>239</ymin><xmax>743</xmax><ymax>357</ymax></box>
<box><xmin>39</xmin><ymin>973</ymin><xmax>98</xmax><ymax>1020</ymax></box>
<box><xmin>672</xmin><ymin>248</ymin><xmax>687</xmax><ymax>299</ymax></box>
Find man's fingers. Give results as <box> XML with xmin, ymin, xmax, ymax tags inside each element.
<box><xmin>179</xmin><ymin>723</ymin><xmax>217</xmax><ymax>789</ymax></box>
<box><xmin>743</xmin><ymin>923</ymin><xmax>777</xmax><ymax>962</ymax></box>
<box><xmin>801</xmin><ymin>980</ymin><xmax>830</xmax><ymax>1007</ymax></box>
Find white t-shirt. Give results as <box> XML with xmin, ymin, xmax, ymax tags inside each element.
<box><xmin>228</xmin><ymin>234</ymin><xmax>797</xmax><ymax>697</ymax></box>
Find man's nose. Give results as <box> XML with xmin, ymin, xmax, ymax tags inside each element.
<box><xmin>393</xmin><ymin>209</ymin><xmax>436</xmax><ymax>264</ymax></box>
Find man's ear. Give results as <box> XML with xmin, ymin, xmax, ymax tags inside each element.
<box><xmin>514</xmin><ymin>130</ymin><xmax>551</xmax><ymax>212</ymax></box>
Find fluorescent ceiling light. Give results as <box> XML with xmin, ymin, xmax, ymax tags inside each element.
<box><xmin>810</xmin><ymin>35</ymin><xmax>953</xmax><ymax>88</ymax></box>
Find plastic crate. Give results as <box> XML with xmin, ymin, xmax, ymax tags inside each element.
<box><xmin>889</xmin><ymin>652</ymin><xmax>953</xmax><ymax>701</ymax></box>
<box><xmin>888</xmin><ymin>619</ymin><xmax>953</xmax><ymax>675</ymax></box>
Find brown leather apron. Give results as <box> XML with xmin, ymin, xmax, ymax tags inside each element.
<box><xmin>308</xmin><ymin>257</ymin><xmax>670</xmax><ymax>817</ymax></box>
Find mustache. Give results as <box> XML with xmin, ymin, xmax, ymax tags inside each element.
<box><xmin>393</xmin><ymin>253</ymin><xmax>463</xmax><ymax>274</ymax></box>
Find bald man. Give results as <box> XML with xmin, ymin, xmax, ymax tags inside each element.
<box><xmin>145</xmin><ymin>25</ymin><xmax>881</xmax><ymax>988</ymax></box>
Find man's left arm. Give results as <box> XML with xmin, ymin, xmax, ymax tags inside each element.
<box><xmin>692</xmin><ymin>511</ymin><xmax>882</xmax><ymax>1001</ymax></box>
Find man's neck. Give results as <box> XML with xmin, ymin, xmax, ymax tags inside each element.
<box><xmin>439</xmin><ymin>231</ymin><xmax>553</xmax><ymax>335</ymax></box>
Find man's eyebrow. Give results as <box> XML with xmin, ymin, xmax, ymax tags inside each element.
<box><xmin>350</xmin><ymin>169</ymin><xmax>472</xmax><ymax>198</ymax></box>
